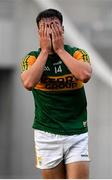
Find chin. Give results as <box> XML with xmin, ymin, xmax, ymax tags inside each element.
<box><xmin>51</xmin><ymin>45</ymin><xmax>54</xmax><ymax>53</ymax></box>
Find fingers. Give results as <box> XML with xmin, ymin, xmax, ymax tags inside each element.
<box><xmin>51</xmin><ymin>22</ymin><xmax>63</xmax><ymax>39</ymax></box>
<box><xmin>39</xmin><ymin>19</ymin><xmax>51</xmax><ymax>38</ymax></box>
<box><xmin>51</xmin><ymin>23</ymin><xmax>58</xmax><ymax>38</ymax></box>
<box><xmin>56</xmin><ymin>23</ymin><xmax>63</xmax><ymax>36</ymax></box>
<box><xmin>44</xmin><ymin>21</ymin><xmax>48</xmax><ymax>37</ymax></box>
<box><xmin>39</xmin><ymin>21</ymin><xmax>45</xmax><ymax>37</ymax></box>
<box><xmin>39</xmin><ymin>19</ymin><xmax>48</xmax><ymax>38</ymax></box>
<box><xmin>39</xmin><ymin>19</ymin><xmax>63</xmax><ymax>40</ymax></box>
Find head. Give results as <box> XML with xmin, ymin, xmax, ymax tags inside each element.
<box><xmin>36</xmin><ymin>8</ymin><xmax>64</xmax><ymax>30</ymax></box>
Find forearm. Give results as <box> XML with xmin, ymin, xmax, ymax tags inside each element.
<box><xmin>56</xmin><ymin>49</ymin><xmax>92</xmax><ymax>83</ymax></box>
<box><xmin>21</xmin><ymin>50</ymin><xmax>48</xmax><ymax>90</ymax></box>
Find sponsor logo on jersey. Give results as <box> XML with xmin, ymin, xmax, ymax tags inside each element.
<box><xmin>41</xmin><ymin>74</ymin><xmax>78</xmax><ymax>89</ymax></box>
<box><xmin>34</xmin><ymin>74</ymin><xmax>83</xmax><ymax>91</ymax></box>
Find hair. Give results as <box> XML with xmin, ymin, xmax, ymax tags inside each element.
<box><xmin>36</xmin><ymin>8</ymin><xmax>63</xmax><ymax>27</ymax></box>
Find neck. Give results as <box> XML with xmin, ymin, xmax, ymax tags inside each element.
<box><xmin>48</xmin><ymin>51</ymin><xmax>54</xmax><ymax>55</ymax></box>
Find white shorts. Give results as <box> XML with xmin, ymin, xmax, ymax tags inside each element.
<box><xmin>34</xmin><ymin>130</ymin><xmax>89</xmax><ymax>169</ymax></box>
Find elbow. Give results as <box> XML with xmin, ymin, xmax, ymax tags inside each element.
<box><xmin>21</xmin><ymin>75</ymin><xmax>33</xmax><ymax>91</ymax></box>
<box><xmin>80</xmin><ymin>69</ymin><xmax>92</xmax><ymax>83</ymax></box>
<box><xmin>82</xmin><ymin>73</ymin><xmax>91</xmax><ymax>83</ymax></box>
<box><xmin>23</xmin><ymin>80</ymin><xmax>33</xmax><ymax>91</ymax></box>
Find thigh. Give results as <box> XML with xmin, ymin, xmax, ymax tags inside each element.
<box><xmin>64</xmin><ymin>132</ymin><xmax>89</xmax><ymax>164</ymax></box>
<box><xmin>42</xmin><ymin>160</ymin><xmax>66</xmax><ymax>179</ymax></box>
<box><xmin>64</xmin><ymin>132</ymin><xmax>90</xmax><ymax>179</ymax></box>
<box><xmin>66</xmin><ymin>161</ymin><xmax>89</xmax><ymax>179</ymax></box>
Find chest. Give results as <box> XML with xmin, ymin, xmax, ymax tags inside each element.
<box><xmin>43</xmin><ymin>55</ymin><xmax>70</xmax><ymax>77</ymax></box>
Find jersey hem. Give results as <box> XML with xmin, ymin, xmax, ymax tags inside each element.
<box><xmin>32</xmin><ymin>125</ymin><xmax>88</xmax><ymax>135</ymax></box>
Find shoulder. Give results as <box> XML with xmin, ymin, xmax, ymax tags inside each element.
<box><xmin>64</xmin><ymin>44</ymin><xmax>79</xmax><ymax>56</ymax></box>
<box><xmin>64</xmin><ymin>44</ymin><xmax>89</xmax><ymax>55</ymax></box>
<box><xmin>64</xmin><ymin>44</ymin><xmax>90</xmax><ymax>63</ymax></box>
<box><xmin>20</xmin><ymin>49</ymin><xmax>40</xmax><ymax>72</ymax></box>
<box><xmin>73</xmin><ymin>48</ymin><xmax>90</xmax><ymax>63</ymax></box>
<box><xmin>28</xmin><ymin>49</ymin><xmax>41</xmax><ymax>58</ymax></box>
<box><xmin>21</xmin><ymin>49</ymin><xmax>41</xmax><ymax>63</ymax></box>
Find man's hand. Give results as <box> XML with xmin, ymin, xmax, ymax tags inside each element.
<box><xmin>39</xmin><ymin>20</ymin><xmax>52</xmax><ymax>53</ymax></box>
<box><xmin>51</xmin><ymin>22</ymin><xmax>64</xmax><ymax>53</ymax></box>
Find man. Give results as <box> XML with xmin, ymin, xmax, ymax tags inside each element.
<box><xmin>21</xmin><ymin>9</ymin><xmax>92</xmax><ymax>179</ymax></box>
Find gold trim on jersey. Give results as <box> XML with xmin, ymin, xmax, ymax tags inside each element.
<box><xmin>73</xmin><ymin>49</ymin><xmax>90</xmax><ymax>63</ymax></box>
<box><xmin>27</xmin><ymin>56</ymin><xmax>36</xmax><ymax>67</ymax></box>
<box><xmin>21</xmin><ymin>55</ymin><xmax>36</xmax><ymax>72</ymax></box>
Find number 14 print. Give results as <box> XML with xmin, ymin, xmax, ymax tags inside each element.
<box><xmin>54</xmin><ymin>65</ymin><xmax>62</xmax><ymax>74</ymax></box>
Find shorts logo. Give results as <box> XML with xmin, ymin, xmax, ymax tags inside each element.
<box><xmin>81</xmin><ymin>154</ymin><xmax>88</xmax><ymax>157</ymax></box>
<box><xmin>83</xmin><ymin>121</ymin><xmax>87</xmax><ymax>127</ymax></box>
<box><xmin>37</xmin><ymin>156</ymin><xmax>42</xmax><ymax>167</ymax></box>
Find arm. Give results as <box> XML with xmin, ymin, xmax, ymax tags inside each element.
<box><xmin>21</xmin><ymin>50</ymin><xmax>48</xmax><ymax>90</ymax></box>
<box><xmin>56</xmin><ymin>49</ymin><xmax>92</xmax><ymax>83</ymax></box>
<box><xmin>21</xmin><ymin>20</ymin><xmax>51</xmax><ymax>90</ymax></box>
<box><xmin>51</xmin><ymin>22</ymin><xmax>92</xmax><ymax>83</ymax></box>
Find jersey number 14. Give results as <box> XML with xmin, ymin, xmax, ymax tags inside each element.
<box><xmin>54</xmin><ymin>65</ymin><xmax>62</xmax><ymax>74</ymax></box>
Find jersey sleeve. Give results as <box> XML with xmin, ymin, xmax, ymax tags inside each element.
<box><xmin>73</xmin><ymin>49</ymin><xmax>90</xmax><ymax>63</ymax></box>
<box><xmin>20</xmin><ymin>52</ymin><xmax>37</xmax><ymax>73</ymax></box>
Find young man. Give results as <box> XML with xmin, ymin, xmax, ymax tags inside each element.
<box><xmin>21</xmin><ymin>9</ymin><xmax>92</xmax><ymax>179</ymax></box>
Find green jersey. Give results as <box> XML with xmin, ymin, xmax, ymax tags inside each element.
<box><xmin>21</xmin><ymin>45</ymin><xmax>90</xmax><ymax>135</ymax></box>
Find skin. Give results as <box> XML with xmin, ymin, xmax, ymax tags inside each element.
<box><xmin>21</xmin><ymin>17</ymin><xmax>91</xmax><ymax>179</ymax></box>
<box><xmin>66</xmin><ymin>161</ymin><xmax>89</xmax><ymax>179</ymax></box>
<box><xmin>42</xmin><ymin>161</ymin><xmax>89</xmax><ymax>179</ymax></box>
<box><xmin>42</xmin><ymin>161</ymin><xmax>66</xmax><ymax>179</ymax></box>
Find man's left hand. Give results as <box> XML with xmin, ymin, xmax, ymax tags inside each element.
<box><xmin>51</xmin><ymin>22</ymin><xmax>64</xmax><ymax>53</ymax></box>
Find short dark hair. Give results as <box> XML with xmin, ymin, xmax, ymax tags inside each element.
<box><xmin>36</xmin><ymin>9</ymin><xmax>63</xmax><ymax>27</ymax></box>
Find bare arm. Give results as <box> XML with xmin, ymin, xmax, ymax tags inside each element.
<box><xmin>21</xmin><ymin>50</ymin><xmax>48</xmax><ymax>90</ymax></box>
<box><xmin>51</xmin><ymin>22</ymin><xmax>92</xmax><ymax>83</ymax></box>
<box><xmin>21</xmin><ymin>20</ymin><xmax>51</xmax><ymax>90</ymax></box>
<box><xmin>56</xmin><ymin>49</ymin><xmax>92</xmax><ymax>83</ymax></box>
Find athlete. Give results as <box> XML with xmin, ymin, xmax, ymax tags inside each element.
<box><xmin>20</xmin><ymin>9</ymin><xmax>92</xmax><ymax>179</ymax></box>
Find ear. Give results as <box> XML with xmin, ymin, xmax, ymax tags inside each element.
<box><xmin>37</xmin><ymin>28</ymin><xmax>41</xmax><ymax>38</ymax></box>
<box><xmin>37</xmin><ymin>27</ymin><xmax>40</xmax><ymax>34</ymax></box>
<box><xmin>62</xmin><ymin>26</ymin><xmax>64</xmax><ymax>34</ymax></box>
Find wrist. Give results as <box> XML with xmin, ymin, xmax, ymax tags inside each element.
<box><xmin>55</xmin><ymin>48</ymin><xmax>65</xmax><ymax>55</ymax></box>
<box><xmin>41</xmin><ymin>49</ymin><xmax>49</xmax><ymax>55</ymax></box>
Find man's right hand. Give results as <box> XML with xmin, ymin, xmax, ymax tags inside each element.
<box><xmin>39</xmin><ymin>20</ymin><xmax>51</xmax><ymax>53</ymax></box>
